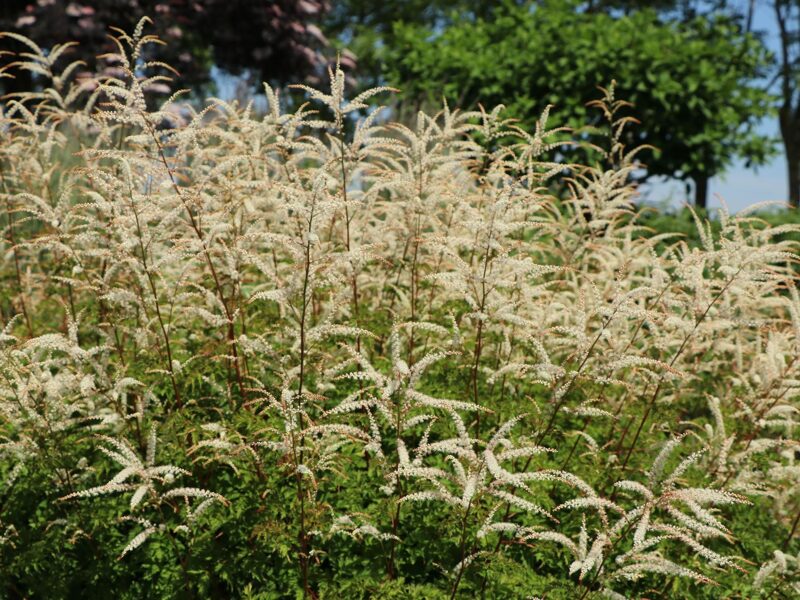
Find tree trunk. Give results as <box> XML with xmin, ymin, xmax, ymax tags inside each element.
<box><xmin>780</xmin><ymin>105</ymin><xmax>800</xmax><ymax>208</ymax></box>
<box><xmin>787</xmin><ymin>147</ymin><xmax>800</xmax><ymax>208</ymax></box>
<box><xmin>693</xmin><ymin>174</ymin><xmax>709</xmax><ymax>210</ymax></box>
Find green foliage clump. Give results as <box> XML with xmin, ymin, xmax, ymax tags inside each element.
<box><xmin>381</xmin><ymin>0</ymin><xmax>775</xmax><ymax>208</ymax></box>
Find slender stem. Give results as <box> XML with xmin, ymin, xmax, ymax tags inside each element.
<box><xmin>407</xmin><ymin>145</ymin><xmax>425</xmax><ymax>366</ymax></box>
<box><xmin>480</xmin><ymin>276</ymin><xmax>665</xmax><ymax>595</ymax></box>
<box><xmin>618</xmin><ymin>268</ymin><xmax>742</xmax><ymax>473</ymax></box>
<box><xmin>783</xmin><ymin>503</ymin><xmax>800</xmax><ymax>550</ymax></box>
<box><xmin>449</xmin><ymin>500</ymin><xmax>474</xmax><ymax>600</ymax></box>
<box><xmin>297</xmin><ymin>242</ymin><xmax>312</xmax><ymax>599</ymax></box>
<box><xmin>291</xmin><ymin>190</ymin><xmax>319</xmax><ymax>599</ymax></box>
<box><xmin>386</xmin><ymin>386</ymin><xmax>406</xmax><ymax>579</ymax></box>
<box><xmin>719</xmin><ymin>353</ymin><xmax>800</xmax><ymax>486</ymax></box>
<box><xmin>129</xmin><ymin>187</ymin><xmax>181</xmax><ymax>408</ymax></box>
<box><xmin>143</xmin><ymin>117</ymin><xmax>245</xmax><ymax>406</ymax></box>
<box><xmin>471</xmin><ymin>210</ymin><xmax>496</xmax><ymax>436</ymax></box>
<box><xmin>338</xmin><ymin>133</ymin><xmax>359</xmax><ymax>330</ymax></box>
<box><xmin>0</xmin><ymin>162</ymin><xmax>34</xmax><ymax>337</ymax></box>
<box><xmin>407</xmin><ymin>210</ymin><xmax>422</xmax><ymax>366</ymax></box>
<box><xmin>536</xmin><ymin>306</ymin><xmax>619</xmax><ymax>447</ymax></box>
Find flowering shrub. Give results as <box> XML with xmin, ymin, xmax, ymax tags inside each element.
<box><xmin>2</xmin><ymin>20</ymin><xmax>800</xmax><ymax>599</ymax></box>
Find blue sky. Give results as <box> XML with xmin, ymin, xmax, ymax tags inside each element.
<box><xmin>643</xmin><ymin>2</ymin><xmax>787</xmax><ymax>213</ymax></box>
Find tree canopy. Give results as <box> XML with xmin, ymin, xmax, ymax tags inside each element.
<box><xmin>378</xmin><ymin>0</ymin><xmax>775</xmax><ymax>208</ymax></box>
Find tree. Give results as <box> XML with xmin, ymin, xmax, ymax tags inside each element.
<box><xmin>586</xmin><ymin>0</ymin><xmax>734</xmax><ymax>16</ymax></box>
<box><xmin>773</xmin><ymin>0</ymin><xmax>800</xmax><ymax>207</ymax></box>
<box><xmin>0</xmin><ymin>1</ymin><xmax>332</xmax><ymax>93</ymax></box>
<box><xmin>379</xmin><ymin>0</ymin><xmax>775</xmax><ymax>208</ymax></box>
<box><xmin>323</xmin><ymin>1</ymin><xmax>525</xmax><ymax>88</ymax></box>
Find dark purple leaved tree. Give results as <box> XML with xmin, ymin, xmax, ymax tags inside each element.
<box><xmin>0</xmin><ymin>1</ymin><xmax>337</xmax><ymax>94</ymax></box>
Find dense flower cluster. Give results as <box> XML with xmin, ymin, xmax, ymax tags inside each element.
<box><xmin>2</xmin><ymin>19</ymin><xmax>800</xmax><ymax>599</ymax></box>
